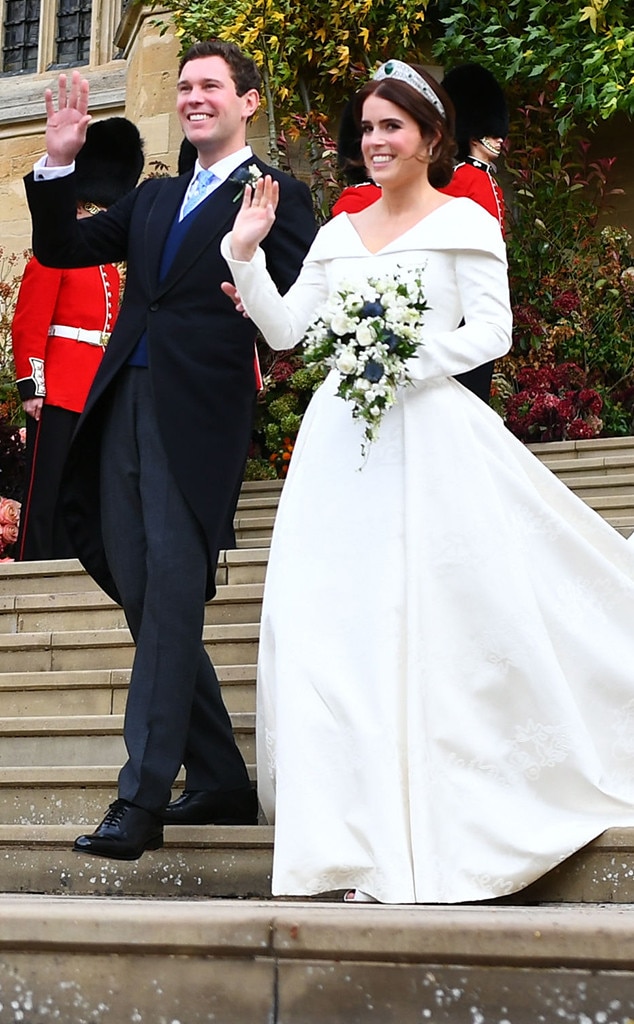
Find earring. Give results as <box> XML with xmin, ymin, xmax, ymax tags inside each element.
<box><xmin>428</xmin><ymin>144</ymin><xmax>434</xmax><ymax>158</ymax></box>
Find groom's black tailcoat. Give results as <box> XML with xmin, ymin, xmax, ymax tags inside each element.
<box><xmin>24</xmin><ymin>157</ymin><xmax>315</xmax><ymax>811</ymax></box>
<box><xmin>24</xmin><ymin>160</ymin><xmax>316</xmax><ymax>602</ymax></box>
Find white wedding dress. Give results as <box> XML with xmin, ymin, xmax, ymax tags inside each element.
<box><xmin>222</xmin><ymin>198</ymin><xmax>634</xmax><ymax>904</ymax></box>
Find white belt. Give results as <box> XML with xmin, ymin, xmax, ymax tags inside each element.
<box><xmin>48</xmin><ymin>324</ymin><xmax>109</xmax><ymax>347</ymax></box>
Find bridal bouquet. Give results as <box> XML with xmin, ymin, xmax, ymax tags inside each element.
<box><xmin>303</xmin><ymin>268</ymin><xmax>428</xmax><ymax>457</ymax></box>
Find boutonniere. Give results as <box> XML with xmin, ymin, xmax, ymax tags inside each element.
<box><xmin>230</xmin><ymin>163</ymin><xmax>263</xmax><ymax>202</ymax></box>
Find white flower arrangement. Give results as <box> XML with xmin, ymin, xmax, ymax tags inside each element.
<box><xmin>303</xmin><ymin>268</ymin><xmax>429</xmax><ymax>457</ymax></box>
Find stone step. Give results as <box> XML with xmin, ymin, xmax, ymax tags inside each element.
<box><xmin>240</xmin><ymin>479</ymin><xmax>283</xmax><ymax>500</ymax></box>
<box><xmin>558</xmin><ymin>471</ymin><xmax>634</xmax><ymax>498</ymax></box>
<box><xmin>0</xmin><ymin>711</ymin><xmax>255</xmax><ymax>766</ymax></box>
<box><xmin>236</xmin><ymin>494</ymin><xmax>283</xmax><ymax>515</ymax></box>
<box><xmin>0</xmin><ymin>621</ymin><xmax>260</xmax><ymax>673</ymax></box>
<box><xmin>233</xmin><ymin>483</ymin><xmax>280</xmax><ymax>544</ymax></box>
<box><xmin>236</xmin><ymin>532</ymin><xmax>273</xmax><ymax>548</ymax></box>
<box><xmin>235</xmin><ymin>513</ymin><xmax>275</xmax><ymax>536</ymax></box>
<box><xmin>0</xmin><ymin>897</ymin><xmax>634</xmax><ymax>1024</ymax></box>
<box><xmin>0</xmin><ymin>824</ymin><xmax>272</xmax><ymax>897</ymax></box>
<box><xmin>218</xmin><ymin>548</ymin><xmax>270</xmax><ymax>585</ymax></box>
<box><xmin>573</xmin><ymin>499</ymin><xmax>634</xmax><ymax>524</ymax></box>
<box><xmin>0</xmin><ymin>765</ymin><xmax>257</xmax><ymax>825</ymax></box>
<box><xmin>534</xmin><ymin>453</ymin><xmax>634</xmax><ymax>478</ymax></box>
<box><xmin>0</xmin><ymin>819</ymin><xmax>630</xmax><ymax>902</ymax></box>
<box><xmin>0</xmin><ymin>547</ymin><xmax>270</xmax><ymax>597</ymax></box>
<box><xmin>561</xmin><ymin>483</ymin><xmax>634</xmax><ymax>507</ymax></box>
<box><xmin>0</xmin><ymin>558</ymin><xmax>101</xmax><ymax>596</ymax></box>
<box><xmin>0</xmin><ymin>663</ymin><xmax>255</xmax><ymax>716</ymax></box>
<box><xmin>529</xmin><ymin>436</ymin><xmax>634</xmax><ymax>462</ymax></box>
<box><xmin>608</xmin><ymin>519</ymin><xmax>634</xmax><ymax>538</ymax></box>
<box><xmin>0</xmin><ymin>582</ymin><xmax>264</xmax><ymax>634</ymax></box>
<box><xmin>524</xmin><ymin>441</ymin><xmax>634</xmax><ymax>536</ymax></box>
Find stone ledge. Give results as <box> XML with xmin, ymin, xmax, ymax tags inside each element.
<box><xmin>0</xmin><ymin>62</ymin><xmax>127</xmax><ymax>131</ymax></box>
<box><xmin>0</xmin><ymin>896</ymin><xmax>633</xmax><ymax>969</ymax></box>
<box><xmin>0</xmin><ymin>823</ymin><xmax>271</xmax><ymax>848</ymax></box>
<box><xmin>529</xmin><ymin>436</ymin><xmax>634</xmax><ymax>456</ymax></box>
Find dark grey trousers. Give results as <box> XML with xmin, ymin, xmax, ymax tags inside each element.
<box><xmin>100</xmin><ymin>367</ymin><xmax>250</xmax><ymax>811</ymax></box>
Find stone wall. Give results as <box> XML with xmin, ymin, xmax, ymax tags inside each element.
<box><xmin>592</xmin><ymin>113</ymin><xmax>634</xmax><ymax>235</ymax></box>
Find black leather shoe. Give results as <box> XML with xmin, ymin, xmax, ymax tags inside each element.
<box><xmin>73</xmin><ymin>799</ymin><xmax>164</xmax><ymax>860</ymax></box>
<box><xmin>162</xmin><ymin>785</ymin><xmax>258</xmax><ymax>825</ymax></box>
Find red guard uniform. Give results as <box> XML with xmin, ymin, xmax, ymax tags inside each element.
<box><xmin>440</xmin><ymin>156</ymin><xmax>505</xmax><ymax>235</ymax></box>
<box><xmin>12</xmin><ymin>257</ymin><xmax>120</xmax><ymax>559</ymax></box>
<box><xmin>331</xmin><ymin>182</ymin><xmax>382</xmax><ymax>217</ymax></box>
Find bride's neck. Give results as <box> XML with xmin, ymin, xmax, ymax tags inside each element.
<box><xmin>379</xmin><ymin>178</ymin><xmax>437</xmax><ymax>219</ymax></box>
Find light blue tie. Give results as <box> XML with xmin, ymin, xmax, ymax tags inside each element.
<box><xmin>181</xmin><ymin>168</ymin><xmax>217</xmax><ymax>218</ymax></box>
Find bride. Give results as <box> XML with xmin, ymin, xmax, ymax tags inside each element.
<box><xmin>221</xmin><ymin>60</ymin><xmax>634</xmax><ymax>904</ymax></box>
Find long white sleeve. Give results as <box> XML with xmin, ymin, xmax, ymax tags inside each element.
<box><xmin>405</xmin><ymin>246</ymin><xmax>513</xmax><ymax>382</ymax></box>
<box><xmin>221</xmin><ymin>233</ymin><xmax>329</xmax><ymax>351</ymax></box>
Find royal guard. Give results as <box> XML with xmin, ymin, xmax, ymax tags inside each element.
<box><xmin>439</xmin><ymin>63</ymin><xmax>509</xmax><ymax>234</ymax></box>
<box><xmin>12</xmin><ymin>117</ymin><xmax>144</xmax><ymax>560</ymax></box>
<box><xmin>438</xmin><ymin>64</ymin><xmax>509</xmax><ymax>401</ymax></box>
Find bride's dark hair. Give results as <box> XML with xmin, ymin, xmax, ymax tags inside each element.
<box><xmin>353</xmin><ymin>64</ymin><xmax>456</xmax><ymax>188</ymax></box>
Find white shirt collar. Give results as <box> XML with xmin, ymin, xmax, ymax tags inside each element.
<box><xmin>193</xmin><ymin>145</ymin><xmax>253</xmax><ymax>184</ymax></box>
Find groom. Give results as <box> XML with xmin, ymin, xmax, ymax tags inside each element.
<box><xmin>24</xmin><ymin>39</ymin><xmax>316</xmax><ymax>859</ymax></box>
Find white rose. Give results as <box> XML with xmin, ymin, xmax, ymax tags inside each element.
<box><xmin>335</xmin><ymin>350</ymin><xmax>358</xmax><ymax>374</ymax></box>
<box><xmin>331</xmin><ymin>312</ymin><xmax>356</xmax><ymax>336</ymax></box>
<box><xmin>356</xmin><ymin>322</ymin><xmax>375</xmax><ymax>347</ymax></box>
<box><xmin>386</xmin><ymin>309</ymin><xmax>408</xmax><ymax>326</ymax></box>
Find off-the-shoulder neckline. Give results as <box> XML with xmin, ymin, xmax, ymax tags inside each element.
<box><xmin>342</xmin><ymin>198</ymin><xmax>463</xmax><ymax>255</ymax></box>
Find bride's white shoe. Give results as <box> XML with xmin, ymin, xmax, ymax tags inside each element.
<box><xmin>343</xmin><ymin>889</ymin><xmax>378</xmax><ymax>903</ymax></box>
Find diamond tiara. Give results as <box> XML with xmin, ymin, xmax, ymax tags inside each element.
<box><xmin>373</xmin><ymin>60</ymin><xmax>446</xmax><ymax>120</ymax></box>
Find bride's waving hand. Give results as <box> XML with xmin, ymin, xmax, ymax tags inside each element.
<box><xmin>229</xmin><ymin>175</ymin><xmax>279</xmax><ymax>263</ymax></box>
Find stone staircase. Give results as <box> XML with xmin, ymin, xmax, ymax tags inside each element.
<box><xmin>527</xmin><ymin>434</ymin><xmax>634</xmax><ymax>537</ymax></box>
<box><xmin>1</xmin><ymin>444</ymin><xmax>634</xmax><ymax>1022</ymax></box>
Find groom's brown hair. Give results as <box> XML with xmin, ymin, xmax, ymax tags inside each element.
<box><xmin>178</xmin><ymin>39</ymin><xmax>262</xmax><ymax>97</ymax></box>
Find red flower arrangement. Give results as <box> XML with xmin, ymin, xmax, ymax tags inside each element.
<box><xmin>504</xmin><ymin>362</ymin><xmax>603</xmax><ymax>443</ymax></box>
<box><xmin>551</xmin><ymin>290</ymin><xmax>581</xmax><ymax>316</ymax></box>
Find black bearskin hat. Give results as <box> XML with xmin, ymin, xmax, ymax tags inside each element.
<box><xmin>74</xmin><ymin>117</ymin><xmax>144</xmax><ymax>208</ymax></box>
<box><xmin>441</xmin><ymin>64</ymin><xmax>509</xmax><ymax>162</ymax></box>
<box><xmin>336</xmin><ymin>99</ymin><xmax>367</xmax><ymax>186</ymax></box>
<box><xmin>178</xmin><ymin>137</ymin><xmax>198</xmax><ymax>176</ymax></box>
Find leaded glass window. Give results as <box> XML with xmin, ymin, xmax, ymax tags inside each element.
<box><xmin>55</xmin><ymin>0</ymin><xmax>91</xmax><ymax>66</ymax></box>
<box><xmin>2</xmin><ymin>0</ymin><xmax>41</xmax><ymax>73</ymax></box>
